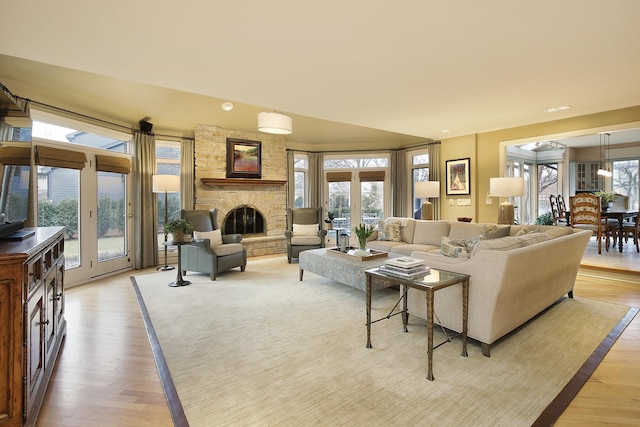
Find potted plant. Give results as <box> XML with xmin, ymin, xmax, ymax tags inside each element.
<box><xmin>595</xmin><ymin>191</ymin><xmax>617</xmax><ymax>210</ymax></box>
<box><xmin>164</xmin><ymin>219</ymin><xmax>194</xmax><ymax>242</ymax></box>
<box><xmin>324</xmin><ymin>211</ymin><xmax>335</xmax><ymax>230</ymax></box>
<box><xmin>353</xmin><ymin>223</ymin><xmax>376</xmax><ymax>256</ymax></box>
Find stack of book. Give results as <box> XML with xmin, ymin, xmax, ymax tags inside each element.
<box><xmin>379</xmin><ymin>257</ymin><xmax>430</xmax><ymax>279</ymax></box>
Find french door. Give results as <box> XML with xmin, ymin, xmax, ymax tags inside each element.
<box><xmin>36</xmin><ymin>143</ymin><xmax>132</xmax><ymax>286</ymax></box>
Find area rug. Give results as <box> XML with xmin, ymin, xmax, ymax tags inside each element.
<box><xmin>132</xmin><ymin>257</ymin><xmax>636</xmax><ymax>427</ymax></box>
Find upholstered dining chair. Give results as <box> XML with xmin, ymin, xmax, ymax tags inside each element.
<box><xmin>570</xmin><ymin>193</ymin><xmax>604</xmax><ymax>254</ymax></box>
<box><xmin>284</xmin><ymin>207</ymin><xmax>327</xmax><ymax>263</ymax></box>
<box><xmin>180</xmin><ymin>208</ymin><xmax>247</xmax><ymax>280</ymax></box>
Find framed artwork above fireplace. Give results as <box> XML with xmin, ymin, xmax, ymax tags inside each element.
<box><xmin>226</xmin><ymin>138</ymin><xmax>262</xmax><ymax>179</ymax></box>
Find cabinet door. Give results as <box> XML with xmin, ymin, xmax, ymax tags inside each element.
<box><xmin>44</xmin><ymin>267</ymin><xmax>57</xmax><ymax>364</ymax></box>
<box><xmin>26</xmin><ymin>286</ymin><xmax>45</xmax><ymax>416</ymax></box>
<box><xmin>54</xmin><ymin>261</ymin><xmax>65</xmax><ymax>335</ymax></box>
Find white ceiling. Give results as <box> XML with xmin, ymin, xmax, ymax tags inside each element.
<box><xmin>1</xmin><ymin>1</ymin><xmax>640</xmax><ymax>148</ymax></box>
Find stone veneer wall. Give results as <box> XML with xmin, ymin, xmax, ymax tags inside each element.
<box><xmin>193</xmin><ymin>124</ymin><xmax>287</xmax><ymax>257</ymax></box>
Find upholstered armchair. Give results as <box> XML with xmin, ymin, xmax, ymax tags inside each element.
<box><xmin>180</xmin><ymin>208</ymin><xmax>247</xmax><ymax>280</ymax></box>
<box><xmin>284</xmin><ymin>207</ymin><xmax>327</xmax><ymax>263</ymax></box>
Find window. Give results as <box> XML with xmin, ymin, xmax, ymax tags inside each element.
<box><xmin>156</xmin><ymin>141</ymin><xmax>181</xmax><ymax>244</ymax></box>
<box><xmin>410</xmin><ymin>151</ymin><xmax>429</xmax><ymax>219</ymax></box>
<box><xmin>324</xmin><ymin>154</ymin><xmax>389</xmax><ymax>242</ymax></box>
<box><xmin>613</xmin><ymin>159</ymin><xmax>639</xmax><ymax>209</ymax></box>
<box><xmin>293</xmin><ymin>153</ymin><xmax>308</xmax><ymax>208</ymax></box>
<box><xmin>537</xmin><ymin>163</ymin><xmax>559</xmax><ymax>217</ymax></box>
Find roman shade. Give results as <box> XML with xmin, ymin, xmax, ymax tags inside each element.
<box><xmin>0</xmin><ymin>146</ymin><xmax>31</xmax><ymax>166</ymax></box>
<box><xmin>35</xmin><ymin>145</ymin><xmax>87</xmax><ymax>170</ymax></box>
<box><xmin>359</xmin><ymin>171</ymin><xmax>385</xmax><ymax>182</ymax></box>
<box><xmin>95</xmin><ymin>154</ymin><xmax>131</xmax><ymax>174</ymax></box>
<box><xmin>326</xmin><ymin>171</ymin><xmax>351</xmax><ymax>182</ymax></box>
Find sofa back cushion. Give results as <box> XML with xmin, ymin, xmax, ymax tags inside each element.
<box><xmin>412</xmin><ymin>220</ymin><xmax>451</xmax><ymax>245</ymax></box>
<box><xmin>448</xmin><ymin>222</ymin><xmax>489</xmax><ymax>240</ymax></box>
<box><xmin>471</xmin><ymin>235</ymin><xmax>524</xmax><ymax>257</ymax></box>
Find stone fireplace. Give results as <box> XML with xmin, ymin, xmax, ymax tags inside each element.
<box><xmin>193</xmin><ymin>125</ymin><xmax>288</xmax><ymax>257</ymax></box>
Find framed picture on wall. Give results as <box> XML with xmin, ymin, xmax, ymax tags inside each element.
<box><xmin>445</xmin><ymin>158</ymin><xmax>470</xmax><ymax>195</ymax></box>
<box><xmin>226</xmin><ymin>138</ymin><xmax>262</xmax><ymax>178</ymax></box>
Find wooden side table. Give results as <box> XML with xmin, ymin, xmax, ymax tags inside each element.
<box><xmin>163</xmin><ymin>241</ymin><xmax>191</xmax><ymax>287</ymax></box>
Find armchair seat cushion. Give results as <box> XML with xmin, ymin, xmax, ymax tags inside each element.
<box><xmin>291</xmin><ymin>235</ymin><xmax>322</xmax><ymax>245</ymax></box>
<box><xmin>211</xmin><ymin>242</ymin><xmax>245</xmax><ymax>256</ymax></box>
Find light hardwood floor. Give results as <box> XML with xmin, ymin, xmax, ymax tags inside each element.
<box><xmin>36</xmin><ymin>248</ymin><xmax>639</xmax><ymax>426</ymax></box>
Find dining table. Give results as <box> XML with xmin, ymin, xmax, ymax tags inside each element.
<box><xmin>601</xmin><ymin>209</ymin><xmax>639</xmax><ymax>252</ymax></box>
<box><xmin>563</xmin><ymin>208</ymin><xmax>638</xmax><ymax>252</ymax></box>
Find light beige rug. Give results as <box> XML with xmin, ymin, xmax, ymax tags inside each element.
<box><xmin>133</xmin><ymin>257</ymin><xmax>633</xmax><ymax>427</ymax></box>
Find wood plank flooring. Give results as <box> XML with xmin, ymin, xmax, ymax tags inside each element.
<box><xmin>36</xmin><ymin>254</ymin><xmax>639</xmax><ymax>426</ymax></box>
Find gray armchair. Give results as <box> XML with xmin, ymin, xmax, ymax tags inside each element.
<box><xmin>180</xmin><ymin>208</ymin><xmax>247</xmax><ymax>280</ymax></box>
<box><xmin>284</xmin><ymin>207</ymin><xmax>327</xmax><ymax>263</ymax></box>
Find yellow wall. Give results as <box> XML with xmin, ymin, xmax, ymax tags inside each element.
<box><xmin>439</xmin><ymin>105</ymin><xmax>640</xmax><ymax>223</ymax></box>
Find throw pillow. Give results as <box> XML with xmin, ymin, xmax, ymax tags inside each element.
<box><xmin>384</xmin><ymin>222</ymin><xmax>402</xmax><ymax>242</ymax></box>
<box><xmin>194</xmin><ymin>229</ymin><xmax>223</xmax><ymax>247</ymax></box>
<box><xmin>481</xmin><ymin>224</ymin><xmax>511</xmax><ymax>240</ymax></box>
<box><xmin>440</xmin><ymin>236</ymin><xmax>480</xmax><ymax>258</ymax></box>
<box><xmin>292</xmin><ymin>223</ymin><xmax>319</xmax><ymax>236</ymax></box>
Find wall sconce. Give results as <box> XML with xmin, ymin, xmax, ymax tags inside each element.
<box><xmin>490</xmin><ymin>177</ymin><xmax>524</xmax><ymax>225</ymax></box>
<box><xmin>415</xmin><ymin>181</ymin><xmax>440</xmax><ymax>220</ymax></box>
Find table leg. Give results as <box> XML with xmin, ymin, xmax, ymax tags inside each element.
<box><xmin>402</xmin><ymin>285</ymin><xmax>409</xmax><ymax>333</ymax></box>
<box><xmin>426</xmin><ymin>289</ymin><xmax>435</xmax><ymax>381</ymax></box>
<box><xmin>169</xmin><ymin>245</ymin><xmax>191</xmax><ymax>287</ymax></box>
<box><xmin>461</xmin><ymin>278</ymin><xmax>469</xmax><ymax>357</ymax></box>
<box><xmin>618</xmin><ymin>220</ymin><xmax>624</xmax><ymax>252</ymax></box>
<box><xmin>366</xmin><ymin>275</ymin><xmax>372</xmax><ymax>348</ymax></box>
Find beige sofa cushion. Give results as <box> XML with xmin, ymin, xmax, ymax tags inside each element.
<box><xmin>471</xmin><ymin>235</ymin><xmax>524</xmax><ymax>257</ymax></box>
<box><xmin>448</xmin><ymin>222</ymin><xmax>487</xmax><ymax>240</ymax></box>
<box><xmin>517</xmin><ymin>233</ymin><xmax>549</xmax><ymax>246</ymax></box>
<box><xmin>412</xmin><ymin>221</ymin><xmax>451</xmax><ymax>246</ymax></box>
<box><xmin>544</xmin><ymin>227</ymin><xmax>573</xmax><ymax>239</ymax></box>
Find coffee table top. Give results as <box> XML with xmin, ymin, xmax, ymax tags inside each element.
<box><xmin>365</xmin><ymin>267</ymin><xmax>469</xmax><ymax>291</ymax></box>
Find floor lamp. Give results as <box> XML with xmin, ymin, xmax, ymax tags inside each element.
<box><xmin>153</xmin><ymin>174</ymin><xmax>181</xmax><ymax>271</ymax></box>
<box><xmin>490</xmin><ymin>177</ymin><xmax>524</xmax><ymax>225</ymax></box>
<box><xmin>415</xmin><ymin>181</ymin><xmax>440</xmax><ymax>220</ymax></box>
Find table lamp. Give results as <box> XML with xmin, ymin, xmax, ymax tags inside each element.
<box><xmin>490</xmin><ymin>177</ymin><xmax>524</xmax><ymax>225</ymax></box>
<box><xmin>153</xmin><ymin>174</ymin><xmax>181</xmax><ymax>270</ymax></box>
<box><xmin>415</xmin><ymin>181</ymin><xmax>440</xmax><ymax>220</ymax></box>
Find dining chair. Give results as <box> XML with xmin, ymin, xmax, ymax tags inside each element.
<box><xmin>570</xmin><ymin>193</ymin><xmax>604</xmax><ymax>254</ymax></box>
<box><xmin>549</xmin><ymin>195</ymin><xmax>567</xmax><ymax>226</ymax></box>
<box><xmin>621</xmin><ymin>213</ymin><xmax>639</xmax><ymax>252</ymax></box>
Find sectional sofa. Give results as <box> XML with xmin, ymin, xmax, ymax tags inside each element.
<box><xmin>366</xmin><ymin>218</ymin><xmax>593</xmax><ymax>356</ymax></box>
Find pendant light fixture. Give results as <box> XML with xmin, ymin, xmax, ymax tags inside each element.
<box><xmin>597</xmin><ymin>133</ymin><xmax>612</xmax><ymax>177</ymax></box>
<box><xmin>257</xmin><ymin>112</ymin><xmax>293</xmax><ymax>135</ymax></box>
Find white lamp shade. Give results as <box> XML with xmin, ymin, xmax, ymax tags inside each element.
<box><xmin>415</xmin><ymin>181</ymin><xmax>440</xmax><ymax>198</ymax></box>
<box><xmin>152</xmin><ymin>174</ymin><xmax>180</xmax><ymax>193</ymax></box>
<box><xmin>490</xmin><ymin>177</ymin><xmax>524</xmax><ymax>197</ymax></box>
<box><xmin>257</xmin><ymin>112</ymin><xmax>293</xmax><ymax>135</ymax></box>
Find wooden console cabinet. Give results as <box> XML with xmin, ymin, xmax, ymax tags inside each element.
<box><xmin>0</xmin><ymin>227</ymin><xmax>66</xmax><ymax>427</ymax></box>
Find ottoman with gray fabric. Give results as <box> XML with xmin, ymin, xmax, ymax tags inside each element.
<box><xmin>298</xmin><ymin>248</ymin><xmax>401</xmax><ymax>291</ymax></box>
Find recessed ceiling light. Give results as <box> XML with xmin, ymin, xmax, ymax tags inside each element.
<box><xmin>221</xmin><ymin>102</ymin><xmax>234</xmax><ymax>112</ymax></box>
<box><xmin>440</xmin><ymin>129</ymin><xmax>450</xmax><ymax>133</ymax></box>
<box><xmin>543</xmin><ymin>105</ymin><xmax>571</xmax><ymax>113</ymax></box>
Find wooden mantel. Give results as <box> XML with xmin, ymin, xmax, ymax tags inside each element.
<box><xmin>201</xmin><ymin>178</ymin><xmax>287</xmax><ymax>187</ymax></box>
